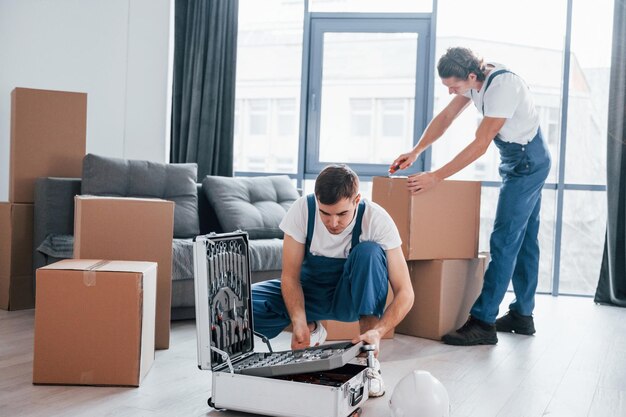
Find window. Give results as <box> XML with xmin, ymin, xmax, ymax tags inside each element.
<box><xmin>564</xmin><ymin>0</ymin><xmax>612</xmax><ymax>186</ymax></box>
<box><xmin>350</xmin><ymin>99</ymin><xmax>373</xmax><ymax>138</ymax></box>
<box><xmin>380</xmin><ymin>99</ymin><xmax>406</xmax><ymax>138</ymax></box>
<box><xmin>248</xmin><ymin>99</ymin><xmax>269</xmax><ymax>136</ymax></box>
<box><xmin>235</xmin><ymin>0</ymin><xmax>613</xmax><ymax>297</ymax></box>
<box><xmin>308</xmin><ymin>0</ymin><xmax>432</xmax><ymax>13</ymax></box>
<box><xmin>234</xmin><ymin>0</ymin><xmax>304</xmax><ymax>174</ymax></box>
<box><xmin>276</xmin><ymin>99</ymin><xmax>296</xmax><ymax>137</ymax></box>
<box><xmin>559</xmin><ymin>190</ymin><xmax>607</xmax><ymax>295</ymax></box>
<box><xmin>247</xmin><ymin>156</ymin><xmax>266</xmax><ymax>171</ymax></box>
<box><xmin>307</xmin><ymin>18</ymin><xmax>429</xmax><ymax>175</ymax></box>
<box><xmin>234</xmin><ymin>100</ymin><xmax>241</xmax><ymax>137</ymax></box>
<box><xmin>433</xmin><ymin>0</ymin><xmax>611</xmax><ymax>296</ymax></box>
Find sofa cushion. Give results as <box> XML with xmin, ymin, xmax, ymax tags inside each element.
<box><xmin>202</xmin><ymin>175</ymin><xmax>298</xmax><ymax>239</ymax></box>
<box><xmin>81</xmin><ymin>153</ymin><xmax>199</xmax><ymax>238</ymax></box>
<box><xmin>248</xmin><ymin>238</ymin><xmax>284</xmax><ymax>272</ymax></box>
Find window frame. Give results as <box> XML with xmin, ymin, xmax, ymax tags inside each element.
<box><xmin>302</xmin><ymin>13</ymin><xmax>433</xmax><ymax>177</ymax></box>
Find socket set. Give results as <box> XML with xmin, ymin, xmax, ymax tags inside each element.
<box><xmin>234</xmin><ymin>341</ymin><xmax>362</xmax><ymax>377</ymax></box>
<box><xmin>193</xmin><ymin>231</ymin><xmax>362</xmax><ymax>376</ymax></box>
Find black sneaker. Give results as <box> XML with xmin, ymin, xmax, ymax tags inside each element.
<box><xmin>442</xmin><ymin>316</ymin><xmax>498</xmax><ymax>346</ymax></box>
<box><xmin>495</xmin><ymin>310</ymin><xmax>536</xmax><ymax>335</ymax></box>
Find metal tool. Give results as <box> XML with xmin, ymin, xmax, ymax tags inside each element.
<box><xmin>362</xmin><ymin>344</ymin><xmax>376</xmax><ymax>369</ymax></box>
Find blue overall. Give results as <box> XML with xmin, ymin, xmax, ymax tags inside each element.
<box><xmin>251</xmin><ymin>195</ymin><xmax>389</xmax><ymax>339</ymax></box>
<box><xmin>470</xmin><ymin>70</ymin><xmax>552</xmax><ymax>323</ymax></box>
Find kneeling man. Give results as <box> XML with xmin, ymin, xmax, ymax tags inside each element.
<box><xmin>252</xmin><ymin>164</ymin><xmax>414</xmax><ymax>397</ymax></box>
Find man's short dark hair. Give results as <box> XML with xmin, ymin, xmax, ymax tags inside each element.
<box><xmin>437</xmin><ymin>47</ymin><xmax>486</xmax><ymax>82</ymax></box>
<box><xmin>314</xmin><ymin>164</ymin><xmax>359</xmax><ymax>205</ymax></box>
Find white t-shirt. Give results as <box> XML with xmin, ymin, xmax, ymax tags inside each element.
<box><xmin>279</xmin><ymin>196</ymin><xmax>402</xmax><ymax>259</ymax></box>
<box><xmin>464</xmin><ymin>63</ymin><xmax>540</xmax><ymax>145</ymax></box>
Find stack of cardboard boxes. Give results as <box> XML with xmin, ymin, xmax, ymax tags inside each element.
<box><xmin>1</xmin><ymin>87</ymin><xmax>86</xmax><ymax>311</ymax></box>
<box><xmin>322</xmin><ymin>177</ymin><xmax>486</xmax><ymax>342</ymax></box>
<box><xmin>372</xmin><ymin>177</ymin><xmax>487</xmax><ymax>341</ymax></box>
<box><xmin>1</xmin><ymin>87</ymin><xmax>163</xmax><ymax>386</ymax></box>
<box><xmin>73</xmin><ymin>195</ymin><xmax>174</xmax><ymax>351</ymax></box>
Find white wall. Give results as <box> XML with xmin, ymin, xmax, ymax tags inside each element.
<box><xmin>0</xmin><ymin>0</ymin><xmax>173</xmax><ymax>201</ymax></box>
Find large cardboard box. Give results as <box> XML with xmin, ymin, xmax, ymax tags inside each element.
<box><xmin>33</xmin><ymin>259</ymin><xmax>157</xmax><ymax>386</ymax></box>
<box><xmin>74</xmin><ymin>196</ymin><xmax>174</xmax><ymax>350</ymax></box>
<box><xmin>396</xmin><ymin>255</ymin><xmax>487</xmax><ymax>341</ymax></box>
<box><xmin>0</xmin><ymin>203</ymin><xmax>35</xmax><ymax>310</ymax></box>
<box><xmin>10</xmin><ymin>87</ymin><xmax>87</xmax><ymax>203</ymax></box>
<box><xmin>323</xmin><ymin>283</ymin><xmax>395</xmax><ymax>341</ymax></box>
<box><xmin>372</xmin><ymin>177</ymin><xmax>481</xmax><ymax>260</ymax></box>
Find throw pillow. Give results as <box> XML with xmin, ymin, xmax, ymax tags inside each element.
<box><xmin>81</xmin><ymin>153</ymin><xmax>199</xmax><ymax>238</ymax></box>
<box><xmin>202</xmin><ymin>175</ymin><xmax>299</xmax><ymax>239</ymax></box>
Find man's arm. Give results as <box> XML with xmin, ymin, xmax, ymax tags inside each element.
<box><xmin>434</xmin><ymin>115</ymin><xmax>506</xmax><ymax>179</ymax></box>
<box><xmin>392</xmin><ymin>95</ymin><xmax>471</xmax><ymax>171</ymax></box>
<box><xmin>280</xmin><ymin>234</ymin><xmax>310</xmax><ymax>349</ymax></box>
<box><xmin>356</xmin><ymin>247</ymin><xmax>414</xmax><ymax>349</ymax></box>
<box><xmin>407</xmin><ymin>116</ymin><xmax>506</xmax><ymax>194</ymax></box>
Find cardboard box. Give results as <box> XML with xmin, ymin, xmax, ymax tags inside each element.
<box><xmin>323</xmin><ymin>283</ymin><xmax>395</xmax><ymax>341</ymax></box>
<box><xmin>396</xmin><ymin>255</ymin><xmax>487</xmax><ymax>341</ymax></box>
<box><xmin>322</xmin><ymin>320</ymin><xmax>395</xmax><ymax>341</ymax></box>
<box><xmin>0</xmin><ymin>203</ymin><xmax>35</xmax><ymax>310</ymax></box>
<box><xmin>372</xmin><ymin>177</ymin><xmax>481</xmax><ymax>260</ymax></box>
<box><xmin>10</xmin><ymin>87</ymin><xmax>87</xmax><ymax>203</ymax></box>
<box><xmin>33</xmin><ymin>259</ymin><xmax>157</xmax><ymax>386</ymax></box>
<box><xmin>74</xmin><ymin>196</ymin><xmax>174</xmax><ymax>349</ymax></box>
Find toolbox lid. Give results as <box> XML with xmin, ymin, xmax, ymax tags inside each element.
<box><xmin>193</xmin><ymin>231</ymin><xmax>254</xmax><ymax>371</ymax></box>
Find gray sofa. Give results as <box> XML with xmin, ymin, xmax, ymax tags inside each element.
<box><xmin>33</xmin><ymin>154</ymin><xmax>298</xmax><ymax>320</ymax></box>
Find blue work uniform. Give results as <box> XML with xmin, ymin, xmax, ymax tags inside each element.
<box><xmin>470</xmin><ymin>70</ymin><xmax>552</xmax><ymax>324</ymax></box>
<box><xmin>251</xmin><ymin>194</ymin><xmax>389</xmax><ymax>339</ymax></box>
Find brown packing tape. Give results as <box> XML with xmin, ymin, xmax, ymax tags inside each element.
<box><xmin>81</xmin><ymin>260</ymin><xmax>110</xmax><ymax>287</ymax></box>
<box><xmin>88</xmin><ymin>260</ymin><xmax>110</xmax><ymax>270</ymax></box>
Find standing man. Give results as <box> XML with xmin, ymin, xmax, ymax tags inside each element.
<box><xmin>252</xmin><ymin>164</ymin><xmax>414</xmax><ymax>396</ymax></box>
<box><xmin>390</xmin><ymin>47</ymin><xmax>551</xmax><ymax>346</ymax></box>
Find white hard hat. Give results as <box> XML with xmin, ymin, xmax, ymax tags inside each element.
<box><xmin>389</xmin><ymin>370</ymin><xmax>450</xmax><ymax>417</ymax></box>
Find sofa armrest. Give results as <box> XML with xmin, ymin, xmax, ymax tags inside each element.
<box><xmin>33</xmin><ymin>177</ymin><xmax>82</xmax><ymax>272</ymax></box>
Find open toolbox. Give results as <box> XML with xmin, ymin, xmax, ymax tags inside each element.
<box><xmin>193</xmin><ymin>231</ymin><xmax>369</xmax><ymax>417</ymax></box>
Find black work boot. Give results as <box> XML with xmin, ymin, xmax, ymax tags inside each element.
<box><xmin>495</xmin><ymin>310</ymin><xmax>536</xmax><ymax>335</ymax></box>
<box><xmin>442</xmin><ymin>316</ymin><xmax>498</xmax><ymax>346</ymax></box>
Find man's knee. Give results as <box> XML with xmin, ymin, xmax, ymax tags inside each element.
<box><xmin>349</xmin><ymin>241</ymin><xmax>385</xmax><ymax>261</ymax></box>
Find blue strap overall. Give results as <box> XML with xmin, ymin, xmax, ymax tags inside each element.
<box><xmin>251</xmin><ymin>195</ymin><xmax>389</xmax><ymax>339</ymax></box>
<box><xmin>470</xmin><ymin>70</ymin><xmax>552</xmax><ymax>323</ymax></box>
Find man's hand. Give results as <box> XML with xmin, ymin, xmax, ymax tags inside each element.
<box><xmin>407</xmin><ymin>171</ymin><xmax>441</xmax><ymax>194</ymax></box>
<box><xmin>291</xmin><ymin>321</ymin><xmax>311</xmax><ymax>350</ymax></box>
<box><xmin>353</xmin><ymin>329</ymin><xmax>382</xmax><ymax>357</ymax></box>
<box><xmin>389</xmin><ymin>151</ymin><xmax>418</xmax><ymax>174</ymax></box>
